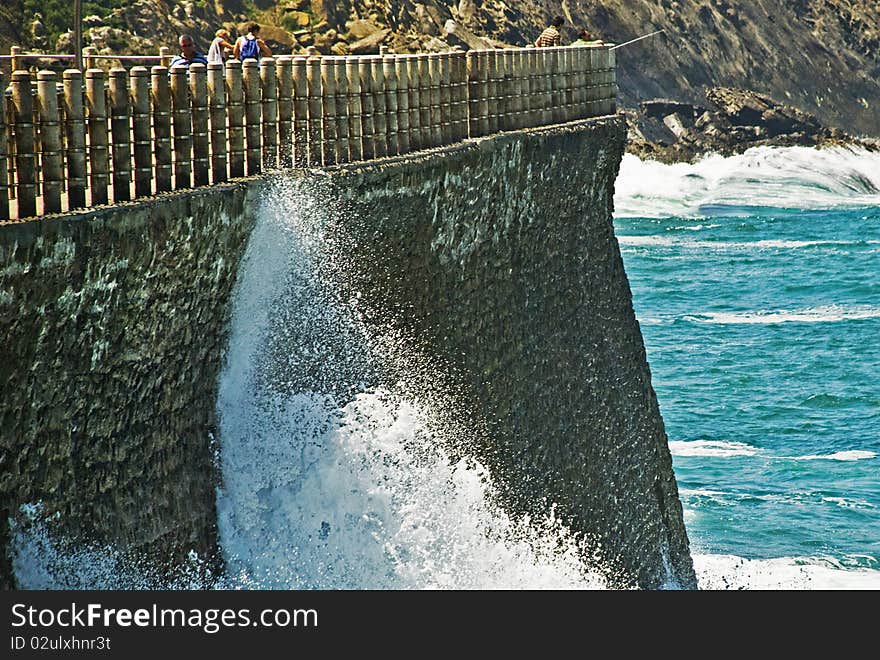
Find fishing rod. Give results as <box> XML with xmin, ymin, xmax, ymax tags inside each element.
<box><xmin>609</xmin><ymin>29</ymin><xmax>666</xmax><ymax>50</ymax></box>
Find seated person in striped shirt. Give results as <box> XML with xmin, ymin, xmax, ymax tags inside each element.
<box><xmin>535</xmin><ymin>16</ymin><xmax>565</xmax><ymax>47</ymax></box>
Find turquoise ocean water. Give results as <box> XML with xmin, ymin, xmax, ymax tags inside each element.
<box><xmin>614</xmin><ymin>146</ymin><xmax>880</xmax><ymax>588</ymax></box>
<box><xmin>12</xmin><ymin>145</ymin><xmax>879</xmax><ymax>590</ymax></box>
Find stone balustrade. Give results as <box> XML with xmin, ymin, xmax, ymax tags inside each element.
<box><xmin>0</xmin><ymin>46</ymin><xmax>616</xmax><ymax>221</ymax></box>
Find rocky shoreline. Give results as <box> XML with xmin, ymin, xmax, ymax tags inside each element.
<box><xmin>624</xmin><ymin>86</ymin><xmax>880</xmax><ymax>163</ymax></box>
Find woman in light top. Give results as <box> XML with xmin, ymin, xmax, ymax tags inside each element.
<box><xmin>207</xmin><ymin>29</ymin><xmax>235</xmax><ymax>64</ymax></box>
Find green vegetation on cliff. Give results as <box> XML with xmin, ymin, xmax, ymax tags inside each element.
<box><xmin>21</xmin><ymin>0</ymin><xmax>128</xmax><ymax>48</ymax></box>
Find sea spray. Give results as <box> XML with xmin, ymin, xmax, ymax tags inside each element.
<box><xmin>214</xmin><ymin>177</ymin><xmax>609</xmax><ymax>589</ymax></box>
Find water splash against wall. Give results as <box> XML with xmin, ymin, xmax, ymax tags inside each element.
<box><xmin>214</xmin><ymin>178</ymin><xmax>609</xmax><ymax>589</ymax></box>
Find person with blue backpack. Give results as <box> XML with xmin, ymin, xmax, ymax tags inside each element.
<box><xmin>233</xmin><ymin>23</ymin><xmax>272</xmax><ymax>61</ymax></box>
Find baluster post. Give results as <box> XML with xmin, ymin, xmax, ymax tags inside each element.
<box><xmin>0</xmin><ymin>73</ymin><xmax>7</xmax><ymax>219</ymax></box>
<box><xmin>84</xmin><ymin>47</ymin><xmax>97</xmax><ymax>71</ymax></box>
<box><xmin>466</xmin><ymin>51</ymin><xmax>481</xmax><ymax>138</ymax></box>
<box><xmin>334</xmin><ymin>58</ymin><xmax>350</xmax><ymax>163</ymax></box>
<box><xmin>540</xmin><ymin>49</ymin><xmax>552</xmax><ymax>126</ymax></box>
<box><xmin>320</xmin><ymin>58</ymin><xmax>337</xmax><ymax>165</ymax></box>
<box><xmin>590</xmin><ymin>48</ymin><xmax>602</xmax><ymax>117</ymax></box>
<box><xmin>511</xmin><ymin>50</ymin><xmax>524</xmax><ymax>129</ymax></box>
<box><xmin>371</xmin><ymin>57</ymin><xmax>387</xmax><ymax>158</ymax></box>
<box><xmin>395</xmin><ymin>55</ymin><xmax>410</xmax><ymax>155</ymax></box>
<box><xmin>85</xmin><ymin>68</ymin><xmax>109</xmax><ymax>205</ymax></box>
<box><xmin>417</xmin><ymin>55</ymin><xmax>431</xmax><ymax>147</ymax></box>
<box><xmin>489</xmin><ymin>50</ymin><xmax>502</xmax><ymax>133</ymax></box>
<box><xmin>526</xmin><ymin>47</ymin><xmax>538</xmax><ymax>126</ymax></box>
<box><xmin>108</xmin><ymin>68</ymin><xmax>132</xmax><ymax>202</ymax></box>
<box><xmin>501</xmin><ymin>49</ymin><xmax>513</xmax><ymax>130</ymax></box>
<box><xmin>10</xmin><ymin>46</ymin><xmax>21</xmax><ymax>74</ymax></box>
<box><xmin>406</xmin><ymin>56</ymin><xmax>420</xmax><ymax>150</ymax></box>
<box><xmin>306</xmin><ymin>56</ymin><xmax>323</xmax><ymax>166</ymax></box>
<box><xmin>260</xmin><ymin>57</ymin><xmax>277</xmax><ymax>169</ymax></box>
<box><xmin>452</xmin><ymin>52</ymin><xmax>468</xmax><ymax>141</ymax></box>
<box><xmin>552</xmin><ymin>48</ymin><xmax>565</xmax><ymax>123</ymax></box>
<box><xmin>5</xmin><ymin>90</ymin><xmax>15</xmax><ymax>206</ymax></box>
<box><xmin>186</xmin><ymin>63</ymin><xmax>209</xmax><ymax>186</ymax></box>
<box><xmin>292</xmin><ymin>56</ymin><xmax>309</xmax><ymax>167</ymax></box>
<box><xmin>345</xmin><ymin>56</ymin><xmax>362</xmax><ymax>162</ymax></box>
<box><xmin>130</xmin><ymin>67</ymin><xmax>152</xmax><ymax>197</ymax></box>
<box><xmin>576</xmin><ymin>47</ymin><xmax>585</xmax><ymax>117</ymax></box>
<box><xmin>207</xmin><ymin>62</ymin><xmax>227</xmax><ymax>183</ymax></box>
<box><xmin>277</xmin><ymin>56</ymin><xmax>294</xmax><ymax>168</ymax></box>
<box><xmin>382</xmin><ymin>55</ymin><xmax>398</xmax><ymax>156</ymax></box>
<box><xmin>150</xmin><ymin>67</ymin><xmax>173</xmax><ymax>193</ymax></box>
<box><xmin>242</xmin><ymin>58</ymin><xmax>261</xmax><ymax>174</ymax></box>
<box><xmin>225</xmin><ymin>60</ymin><xmax>245</xmax><ymax>178</ymax></box>
<box><xmin>428</xmin><ymin>53</ymin><xmax>442</xmax><ymax>146</ymax></box>
<box><xmin>358</xmin><ymin>57</ymin><xmax>375</xmax><ymax>160</ymax></box>
<box><xmin>558</xmin><ymin>48</ymin><xmax>568</xmax><ymax>122</ymax></box>
<box><xmin>36</xmin><ymin>70</ymin><xmax>63</xmax><ymax>212</ymax></box>
<box><xmin>170</xmin><ymin>65</ymin><xmax>192</xmax><ymax>188</ymax></box>
<box><xmin>62</xmin><ymin>70</ymin><xmax>87</xmax><ymax>209</ymax></box>
<box><xmin>608</xmin><ymin>47</ymin><xmax>617</xmax><ymax>114</ymax></box>
<box><xmin>11</xmin><ymin>71</ymin><xmax>36</xmax><ymax>216</ymax></box>
<box><xmin>438</xmin><ymin>52</ymin><xmax>452</xmax><ymax>144</ymax></box>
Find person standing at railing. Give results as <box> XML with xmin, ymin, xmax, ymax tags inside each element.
<box><xmin>31</xmin><ymin>13</ymin><xmax>47</xmax><ymax>50</ymax></box>
<box><xmin>207</xmin><ymin>29</ymin><xmax>235</xmax><ymax>65</ymax></box>
<box><xmin>571</xmin><ymin>29</ymin><xmax>605</xmax><ymax>46</ymax></box>
<box><xmin>233</xmin><ymin>24</ymin><xmax>272</xmax><ymax>62</ymax></box>
<box><xmin>535</xmin><ymin>16</ymin><xmax>565</xmax><ymax>47</ymax></box>
<box><xmin>170</xmin><ymin>34</ymin><xmax>208</xmax><ymax>70</ymax></box>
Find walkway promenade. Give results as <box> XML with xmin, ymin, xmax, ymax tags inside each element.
<box><xmin>0</xmin><ymin>46</ymin><xmax>615</xmax><ymax>221</ymax></box>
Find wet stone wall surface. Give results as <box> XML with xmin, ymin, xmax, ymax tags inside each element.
<box><xmin>0</xmin><ymin>117</ymin><xmax>696</xmax><ymax>589</ymax></box>
<box><xmin>321</xmin><ymin>117</ymin><xmax>697</xmax><ymax>588</ymax></box>
<box><xmin>0</xmin><ymin>183</ymin><xmax>261</xmax><ymax>588</ymax></box>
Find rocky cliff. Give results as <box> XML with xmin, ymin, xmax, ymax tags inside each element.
<box><xmin>627</xmin><ymin>85</ymin><xmax>880</xmax><ymax>162</ymax></box>
<box><xmin>4</xmin><ymin>1</ymin><xmax>879</xmax><ymax>138</ymax></box>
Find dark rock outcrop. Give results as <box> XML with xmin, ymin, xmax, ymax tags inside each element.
<box><xmin>626</xmin><ymin>86</ymin><xmax>880</xmax><ymax>163</ymax></box>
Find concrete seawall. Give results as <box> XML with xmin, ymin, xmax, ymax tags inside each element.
<box><xmin>0</xmin><ymin>116</ymin><xmax>696</xmax><ymax>589</ymax></box>
<box><xmin>0</xmin><ymin>182</ymin><xmax>261</xmax><ymax>587</ymax></box>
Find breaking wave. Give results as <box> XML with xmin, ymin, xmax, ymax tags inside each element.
<box><xmin>614</xmin><ymin>146</ymin><xmax>880</xmax><ymax>218</ymax></box>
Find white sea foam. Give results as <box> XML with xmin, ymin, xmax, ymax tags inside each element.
<box><xmin>10</xmin><ymin>504</ymin><xmax>212</xmax><ymax>589</ymax></box>
<box><xmin>683</xmin><ymin>305</ymin><xmax>880</xmax><ymax>324</ymax></box>
<box><xmin>668</xmin><ymin>440</ymin><xmax>760</xmax><ymax>457</ymax></box>
<box><xmin>617</xmin><ymin>235</ymin><xmax>679</xmax><ymax>247</ymax></box>
<box><xmin>693</xmin><ymin>553</ymin><xmax>880</xmax><ymax>590</ymax></box>
<box><xmin>679</xmin><ymin>489</ymin><xmax>729</xmax><ymax>497</ymax></box>
<box><xmin>680</xmin><ymin>489</ymin><xmax>876</xmax><ymax>510</ymax></box>
<box><xmin>821</xmin><ymin>496</ymin><xmax>875</xmax><ymax>510</ymax></box>
<box><xmin>790</xmin><ymin>450</ymin><xmax>877</xmax><ymax>462</ymax></box>
<box><xmin>614</xmin><ymin>145</ymin><xmax>880</xmax><ymax>218</ymax></box>
<box><xmin>214</xmin><ymin>179</ymin><xmax>607</xmax><ymax>590</ymax></box>
<box><xmin>617</xmin><ymin>235</ymin><xmax>879</xmax><ymax>250</ymax></box>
